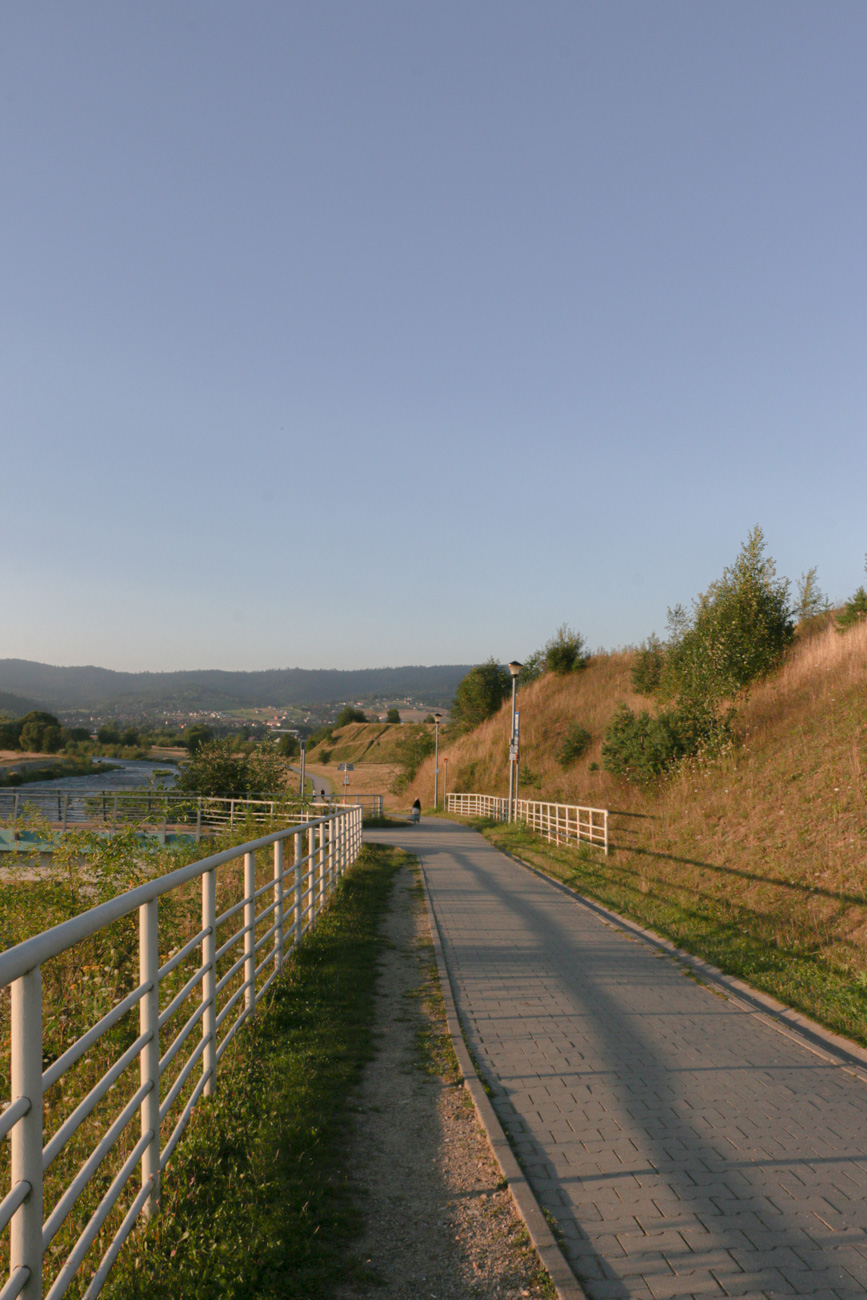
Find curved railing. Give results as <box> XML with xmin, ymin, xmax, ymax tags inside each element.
<box><xmin>445</xmin><ymin>792</ymin><xmax>608</xmax><ymax>854</ymax></box>
<box><xmin>0</xmin><ymin>804</ymin><xmax>363</xmax><ymax>1300</ymax></box>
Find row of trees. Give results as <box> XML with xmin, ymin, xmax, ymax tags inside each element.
<box><xmin>0</xmin><ymin>711</ymin><xmax>90</xmax><ymax>754</ymax></box>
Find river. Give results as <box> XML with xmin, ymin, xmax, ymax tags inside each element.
<box><xmin>6</xmin><ymin>757</ymin><xmax>179</xmax><ymax>795</ymax></box>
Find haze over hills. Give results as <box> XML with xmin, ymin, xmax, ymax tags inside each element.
<box><xmin>0</xmin><ymin>659</ymin><xmax>473</xmax><ymax>715</ymax></box>
<box><xmin>0</xmin><ymin>690</ymin><xmax>43</xmax><ymax>717</ymax></box>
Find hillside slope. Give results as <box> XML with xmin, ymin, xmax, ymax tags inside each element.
<box><xmin>306</xmin><ymin>721</ymin><xmax>420</xmax><ymax>765</ymax></box>
<box><xmin>409</xmin><ymin>622</ymin><xmax>867</xmax><ymax>1022</ymax></box>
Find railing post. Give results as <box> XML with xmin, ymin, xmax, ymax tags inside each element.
<box><xmin>604</xmin><ymin>810</ymin><xmax>609</xmax><ymax>856</ymax></box>
<box><xmin>196</xmin><ymin>798</ymin><xmax>202</xmax><ymax>844</ymax></box>
<box><xmin>139</xmin><ymin>899</ymin><xmax>161</xmax><ymax>1217</ymax></box>
<box><xmin>202</xmin><ymin>869</ymin><xmax>216</xmax><ymax>1097</ymax></box>
<box><xmin>61</xmin><ymin>794</ymin><xmax>68</xmax><ymax>834</ymax></box>
<box><xmin>307</xmin><ymin>825</ymin><xmax>316</xmax><ymax>926</ymax></box>
<box><xmin>317</xmin><ymin>822</ymin><xmax>326</xmax><ymax>911</ymax></box>
<box><xmin>294</xmin><ymin>830</ymin><xmax>304</xmax><ymax>943</ymax></box>
<box><xmin>274</xmin><ymin>839</ymin><xmax>284</xmax><ymax>972</ymax></box>
<box><xmin>10</xmin><ymin>967</ymin><xmax>43</xmax><ymax>1300</ymax></box>
<box><xmin>244</xmin><ymin>851</ymin><xmax>256</xmax><ymax>1015</ymax></box>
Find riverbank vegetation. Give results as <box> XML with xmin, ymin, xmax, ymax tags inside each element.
<box><xmin>0</xmin><ymin>755</ymin><xmax>120</xmax><ymax>788</ymax></box>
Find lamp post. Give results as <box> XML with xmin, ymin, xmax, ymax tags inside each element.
<box><xmin>507</xmin><ymin>662</ymin><xmax>522</xmax><ymax>823</ymax></box>
<box><xmin>433</xmin><ymin>713</ymin><xmax>442</xmax><ymax>809</ymax></box>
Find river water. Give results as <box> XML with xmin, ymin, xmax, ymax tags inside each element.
<box><xmin>9</xmin><ymin>758</ymin><xmax>179</xmax><ymax>794</ymax></box>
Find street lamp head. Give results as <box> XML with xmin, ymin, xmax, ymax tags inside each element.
<box><xmin>507</xmin><ymin>661</ymin><xmax>523</xmax><ymax>678</ymax></box>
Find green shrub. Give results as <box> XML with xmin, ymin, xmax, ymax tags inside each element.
<box><xmin>18</xmin><ymin>711</ymin><xmax>64</xmax><ymax>753</ymax></box>
<box><xmin>601</xmin><ymin>704</ymin><xmax>686</xmax><ymax>783</ymax></box>
<box><xmin>544</xmin><ymin>625</ymin><xmax>587</xmax><ymax>675</ymax></box>
<box><xmin>794</xmin><ymin>566</ymin><xmax>830</xmax><ymax>625</ymax></box>
<box><xmin>176</xmin><ymin>739</ymin><xmax>286</xmax><ymax>797</ymax></box>
<box><xmin>390</xmin><ymin>725</ymin><xmax>436</xmax><ymax>792</ymax></box>
<box><xmin>336</xmin><ymin>706</ymin><xmax>366</xmax><ymax>727</ymax></box>
<box><xmin>556</xmin><ymin>723</ymin><xmax>592</xmax><ymax>769</ymax></box>
<box><xmin>631</xmin><ymin>634</ymin><xmax>665</xmax><ymax>695</ymax></box>
<box><xmin>450</xmin><ymin>659</ymin><xmax>510</xmax><ymax>731</ymax></box>
<box><xmin>518</xmin><ymin>763</ymin><xmax>542</xmax><ymax>789</ymax></box>
<box><xmin>837</xmin><ymin>585</ymin><xmax>867</xmax><ymax>632</ymax></box>
<box><xmin>663</xmin><ymin>526</ymin><xmax>793</xmax><ymax>706</ymax></box>
<box><xmin>517</xmin><ymin>651</ymin><xmax>544</xmax><ymax>687</ymax></box>
<box><xmin>184</xmin><ymin>724</ymin><xmax>213</xmax><ymax>754</ymax></box>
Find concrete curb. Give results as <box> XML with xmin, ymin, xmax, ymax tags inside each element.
<box><xmin>418</xmin><ymin>862</ymin><xmax>587</xmax><ymax>1300</ymax></box>
<box><xmin>500</xmin><ymin>846</ymin><xmax>867</xmax><ymax>1085</ymax></box>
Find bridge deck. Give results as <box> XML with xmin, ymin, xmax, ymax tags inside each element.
<box><xmin>367</xmin><ymin>817</ymin><xmax>867</xmax><ymax>1300</ymax></box>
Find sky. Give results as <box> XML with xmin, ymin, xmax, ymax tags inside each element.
<box><xmin>2</xmin><ymin>2</ymin><xmax>866</xmax><ymax>672</ymax></box>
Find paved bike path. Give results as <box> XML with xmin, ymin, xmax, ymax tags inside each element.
<box><xmin>367</xmin><ymin>818</ymin><xmax>867</xmax><ymax>1300</ymax></box>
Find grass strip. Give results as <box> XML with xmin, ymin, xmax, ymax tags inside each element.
<box><xmin>103</xmin><ymin>843</ymin><xmax>403</xmax><ymax>1300</ymax></box>
<box><xmin>477</xmin><ymin>821</ymin><xmax>867</xmax><ymax>1049</ymax></box>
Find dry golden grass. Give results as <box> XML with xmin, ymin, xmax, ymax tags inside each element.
<box><xmin>307</xmin><ymin>721</ymin><xmax>421</xmax><ymax>766</ymax></box>
<box><xmin>407</xmin><ymin>652</ymin><xmax>650</xmax><ymax>812</ymax></box>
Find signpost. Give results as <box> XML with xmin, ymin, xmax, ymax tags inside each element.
<box><xmin>337</xmin><ymin>762</ymin><xmax>354</xmax><ymax>804</ymax></box>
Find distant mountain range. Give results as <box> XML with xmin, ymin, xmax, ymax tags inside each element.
<box><xmin>0</xmin><ymin>659</ymin><xmax>474</xmax><ymax>715</ymax></box>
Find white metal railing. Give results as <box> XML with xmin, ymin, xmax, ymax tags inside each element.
<box><xmin>0</xmin><ymin>791</ymin><xmax>384</xmax><ymax>841</ymax></box>
<box><xmin>445</xmin><ymin>792</ymin><xmax>608</xmax><ymax>855</ymax></box>
<box><xmin>0</xmin><ymin>804</ymin><xmax>363</xmax><ymax>1299</ymax></box>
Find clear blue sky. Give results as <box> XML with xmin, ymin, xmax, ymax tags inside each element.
<box><xmin>3</xmin><ymin>2</ymin><xmax>865</xmax><ymax>671</ymax></box>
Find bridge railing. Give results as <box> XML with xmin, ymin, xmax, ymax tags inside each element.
<box><xmin>445</xmin><ymin>792</ymin><xmax>608</xmax><ymax>855</ymax></box>
<box><xmin>0</xmin><ymin>790</ymin><xmax>383</xmax><ymax>839</ymax></box>
<box><xmin>0</xmin><ymin>804</ymin><xmax>363</xmax><ymax>1300</ymax></box>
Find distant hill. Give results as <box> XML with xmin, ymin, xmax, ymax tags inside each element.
<box><xmin>0</xmin><ymin>659</ymin><xmax>474</xmax><ymax>713</ymax></box>
<box><xmin>0</xmin><ymin>689</ymin><xmax>45</xmax><ymax>717</ymax></box>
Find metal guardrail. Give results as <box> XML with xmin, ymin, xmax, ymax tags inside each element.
<box><xmin>445</xmin><ymin>792</ymin><xmax>609</xmax><ymax>854</ymax></box>
<box><xmin>0</xmin><ymin>791</ymin><xmax>384</xmax><ymax>839</ymax></box>
<box><xmin>0</xmin><ymin>804</ymin><xmax>363</xmax><ymax>1299</ymax></box>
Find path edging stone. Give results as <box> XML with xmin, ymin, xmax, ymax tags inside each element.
<box><xmin>418</xmin><ymin>862</ymin><xmax>587</xmax><ymax>1300</ymax></box>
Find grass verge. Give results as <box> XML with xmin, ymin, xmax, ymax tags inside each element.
<box><xmin>477</xmin><ymin>820</ymin><xmax>867</xmax><ymax>1050</ymax></box>
<box><xmin>103</xmin><ymin>843</ymin><xmax>403</xmax><ymax>1300</ymax></box>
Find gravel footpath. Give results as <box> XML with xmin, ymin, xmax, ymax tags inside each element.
<box><xmin>334</xmin><ymin>861</ymin><xmax>554</xmax><ymax>1300</ymax></box>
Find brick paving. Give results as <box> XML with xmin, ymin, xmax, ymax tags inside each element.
<box><xmin>370</xmin><ymin>819</ymin><xmax>867</xmax><ymax>1299</ymax></box>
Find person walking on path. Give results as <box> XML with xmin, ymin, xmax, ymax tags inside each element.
<box><xmin>409</xmin><ymin>797</ymin><xmax>421</xmax><ymax>824</ymax></box>
<box><xmin>366</xmin><ymin>817</ymin><xmax>867</xmax><ymax>1300</ymax></box>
